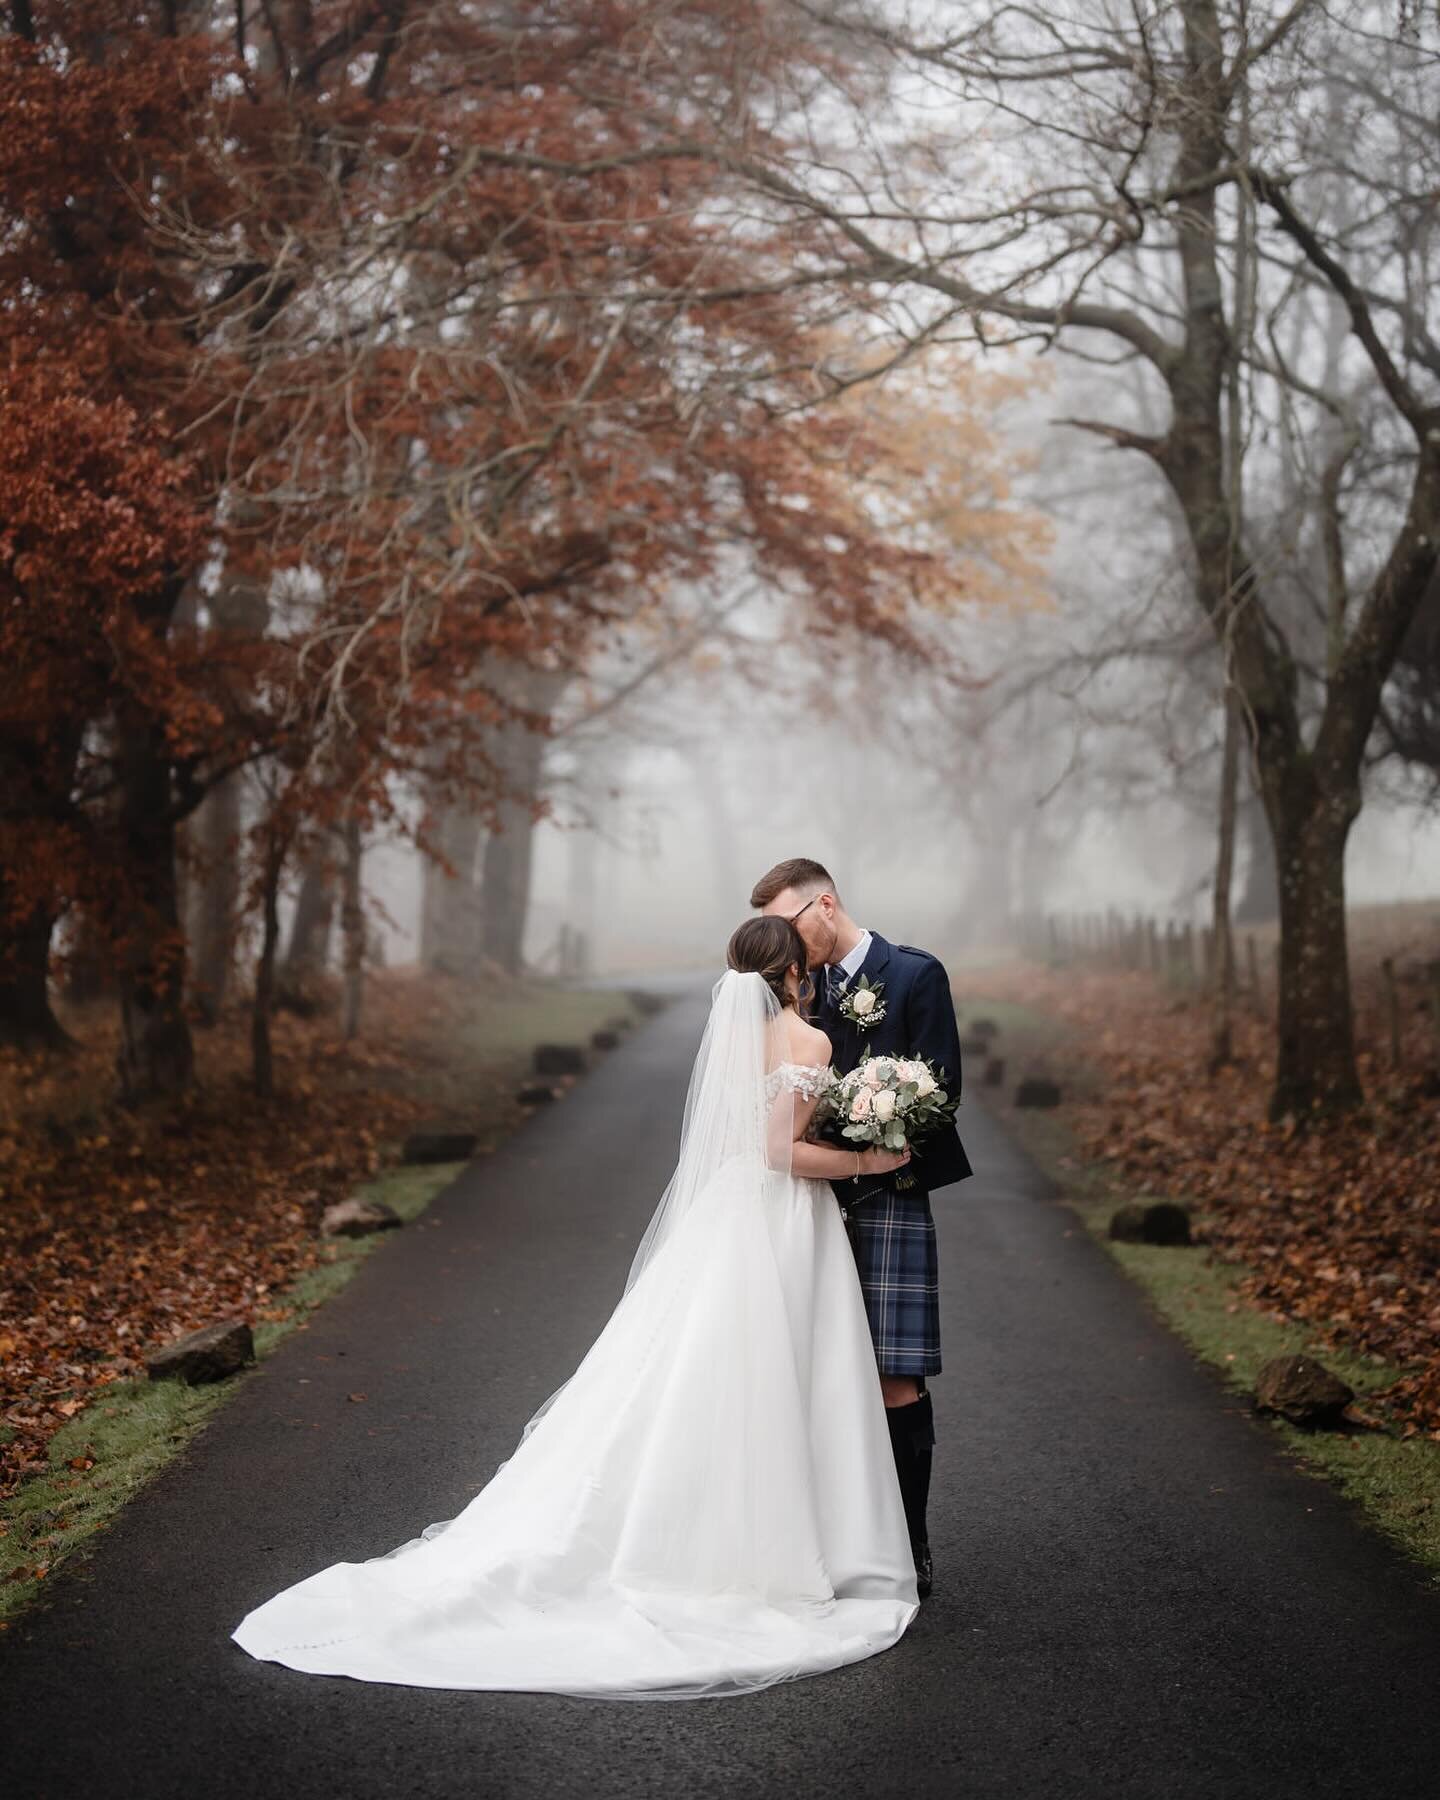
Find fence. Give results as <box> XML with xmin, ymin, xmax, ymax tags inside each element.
<box><xmin>1016</xmin><ymin>908</ymin><xmax>1440</xmax><ymax>1066</ymax></box>
<box><xmin>1014</xmin><ymin>909</ymin><xmax>1270</xmax><ymax>1008</ymax></box>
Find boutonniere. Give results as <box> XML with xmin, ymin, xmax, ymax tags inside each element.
<box><xmin>837</xmin><ymin>973</ymin><xmax>886</xmax><ymax>1027</ymax></box>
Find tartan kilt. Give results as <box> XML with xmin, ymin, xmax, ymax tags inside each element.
<box><xmin>840</xmin><ymin>1181</ymin><xmax>941</xmax><ymax>1377</ymax></box>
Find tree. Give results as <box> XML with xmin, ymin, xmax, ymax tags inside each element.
<box><xmin>726</xmin><ymin>0</ymin><xmax>1440</xmax><ymax>1118</ymax></box>
<box><xmin>0</xmin><ymin>361</ymin><xmax>203</xmax><ymax>1058</ymax></box>
<box><xmin>1</xmin><ymin>1</ymin><xmax>1059</xmax><ymax>1093</ymax></box>
<box><xmin>0</xmin><ymin>2</ymin><xmax>945</xmax><ymax>1083</ymax></box>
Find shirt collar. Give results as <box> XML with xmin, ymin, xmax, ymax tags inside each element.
<box><xmin>834</xmin><ymin>928</ymin><xmax>872</xmax><ymax>980</ymax></box>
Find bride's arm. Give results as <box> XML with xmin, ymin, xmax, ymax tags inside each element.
<box><xmin>765</xmin><ymin>1077</ymin><xmax>910</xmax><ymax>1180</ymax></box>
<box><xmin>788</xmin><ymin>1132</ymin><xmax>910</xmax><ymax>1182</ymax></box>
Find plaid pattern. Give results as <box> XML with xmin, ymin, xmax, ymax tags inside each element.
<box><xmin>841</xmin><ymin>1182</ymin><xmax>941</xmax><ymax>1376</ymax></box>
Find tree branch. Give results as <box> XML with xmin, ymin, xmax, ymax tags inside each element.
<box><xmin>1249</xmin><ymin>167</ymin><xmax>1432</xmax><ymax>440</ymax></box>
<box><xmin>1055</xmin><ymin>415</ymin><xmax>1168</xmax><ymax>462</ymax></box>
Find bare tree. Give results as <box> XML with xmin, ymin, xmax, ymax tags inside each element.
<box><xmin>721</xmin><ymin>0</ymin><xmax>1440</xmax><ymax>1118</ymax></box>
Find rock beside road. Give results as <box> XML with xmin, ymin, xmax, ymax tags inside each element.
<box><xmin>402</xmin><ymin>1129</ymin><xmax>480</xmax><ymax>1165</ymax></box>
<box><xmin>321</xmin><ymin>1197</ymin><xmax>404</xmax><ymax>1238</ymax></box>
<box><xmin>1254</xmin><ymin>1354</ymin><xmax>1355</xmax><ymax>1426</ymax></box>
<box><xmin>1015</xmin><ymin>1076</ymin><xmax>1062</xmax><ymax>1108</ymax></box>
<box><xmin>145</xmin><ymin>1320</ymin><xmax>255</xmax><ymax>1386</ymax></box>
<box><xmin>1108</xmin><ymin>1200</ymin><xmax>1193</xmax><ymax>1246</ymax></box>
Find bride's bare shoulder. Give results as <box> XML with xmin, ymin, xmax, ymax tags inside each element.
<box><xmin>782</xmin><ymin>1011</ymin><xmax>832</xmax><ymax>1068</ymax></box>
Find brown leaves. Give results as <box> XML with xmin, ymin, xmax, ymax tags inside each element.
<box><xmin>968</xmin><ymin>917</ymin><xmax>1440</xmax><ymax>1442</ymax></box>
<box><xmin>0</xmin><ymin>968</ymin><xmax>491</xmax><ymax>1500</ymax></box>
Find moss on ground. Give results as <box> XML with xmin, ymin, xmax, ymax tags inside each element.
<box><xmin>1074</xmin><ymin>1190</ymin><xmax>1440</xmax><ymax>1582</ymax></box>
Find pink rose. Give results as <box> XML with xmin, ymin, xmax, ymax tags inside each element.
<box><xmin>849</xmin><ymin>1089</ymin><xmax>873</xmax><ymax>1121</ymax></box>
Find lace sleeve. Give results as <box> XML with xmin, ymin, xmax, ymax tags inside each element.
<box><xmin>764</xmin><ymin>1062</ymin><xmax>835</xmax><ymax>1103</ymax></box>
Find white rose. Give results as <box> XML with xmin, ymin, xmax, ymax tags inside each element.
<box><xmin>916</xmin><ymin>1070</ymin><xmax>937</xmax><ymax>1097</ymax></box>
<box><xmin>849</xmin><ymin>1089</ymin><xmax>873</xmax><ymax>1121</ymax></box>
<box><xmin>863</xmin><ymin>1061</ymin><xmax>884</xmax><ymax>1089</ymax></box>
<box><xmin>873</xmin><ymin>1089</ymin><xmax>897</xmax><ymax>1122</ymax></box>
<box><xmin>850</xmin><ymin>988</ymin><xmax>877</xmax><ymax>1016</ymax></box>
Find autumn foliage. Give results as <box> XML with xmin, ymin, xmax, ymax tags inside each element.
<box><xmin>965</xmin><ymin>922</ymin><xmax>1440</xmax><ymax>1445</ymax></box>
<box><xmin>1</xmin><ymin>1</ymin><xmax>1032</xmax><ymax>1092</ymax></box>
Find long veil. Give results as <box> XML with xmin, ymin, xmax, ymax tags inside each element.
<box><xmin>368</xmin><ymin>968</ymin><xmax>794</xmax><ymax>1563</ymax></box>
<box><xmin>623</xmin><ymin>968</ymin><xmax>793</xmax><ymax>1294</ymax></box>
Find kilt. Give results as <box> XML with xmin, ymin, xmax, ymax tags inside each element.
<box><xmin>840</xmin><ymin>1181</ymin><xmax>941</xmax><ymax>1376</ymax></box>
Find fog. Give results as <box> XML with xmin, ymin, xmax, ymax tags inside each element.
<box><xmin>358</xmin><ymin>345</ymin><xmax>1440</xmax><ymax>980</ymax></box>
<box><xmin>360</xmin><ymin>694</ymin><xmax>1440</xmax><ymax>979</ymax></box>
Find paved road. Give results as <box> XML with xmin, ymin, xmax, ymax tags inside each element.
<box><xmin>6</xmin><ymin>983</ymin><xmax>1440</xmax><ymax>1799</ymax></box>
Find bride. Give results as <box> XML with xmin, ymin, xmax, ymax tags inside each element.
<box><xmin>231</xmin><ymin>915</ymin><xmax>920</xmax><ymax>1700</ymax></box>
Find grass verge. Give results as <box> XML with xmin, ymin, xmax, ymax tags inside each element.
<box><xmin>965</xmin><ymin>994</ymin><xmax>1440</xmax><ymax>1587</ymax></box>
<box><xmin>0</xmin><ymin>979</ymin><xmax>646</xmax><ymax>1627</ymax></box>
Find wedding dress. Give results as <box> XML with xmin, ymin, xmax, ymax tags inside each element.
<box><xmin>230</xmin><ymin>970</ymin><xmax>919</xmax><ymax>1699</ymax></box>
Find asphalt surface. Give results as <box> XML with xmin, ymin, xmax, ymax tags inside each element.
<box><xmin>6</xmin><ymin>981</ymin><xmax>1440</xmax><ymax>1800</ymax></box>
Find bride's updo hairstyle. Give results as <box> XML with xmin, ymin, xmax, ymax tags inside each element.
<box><xmin>726</xmin><ymin>915</ymin><xmax>815</xmax><ymax>1012</ymax></box>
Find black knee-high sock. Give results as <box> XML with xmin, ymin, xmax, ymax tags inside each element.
<box><xmin>886</xmin><ymin>1390</ymin><xmax>935</xmax><ymax>1549</ymax></box>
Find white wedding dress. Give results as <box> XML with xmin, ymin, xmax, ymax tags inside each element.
<box><xmin>231</xmin><ymin>971</ymin><xmax>919</xmax><ymax>1699</ymax></box>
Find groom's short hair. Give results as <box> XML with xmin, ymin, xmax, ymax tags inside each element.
<box><xmin>749</xmin><ymin>857</ymin><xmax>837</xmax><ymax>909</ymax></box>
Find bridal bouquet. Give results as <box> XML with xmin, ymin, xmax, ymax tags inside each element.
<box><xmin>815</xmin><ymin>1051</ymin><xmax>956</xmax><ymax>1155</ymax></box>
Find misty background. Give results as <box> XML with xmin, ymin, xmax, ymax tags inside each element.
<box><xmin>365</xmin><ymin>351</ymin><xmax>1440</xmax><ymax>979</ymax></box>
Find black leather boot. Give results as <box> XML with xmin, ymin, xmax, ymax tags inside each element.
<box><xmin>886</xmin><ymin>1387</ymin><xmax>934</xmax><ymax>1598</ymax></box>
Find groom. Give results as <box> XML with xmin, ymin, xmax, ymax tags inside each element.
<box><xmin>752</xmin><ymin>857</ymin><xmax>972</xmax><ymax>1599</ymax></box>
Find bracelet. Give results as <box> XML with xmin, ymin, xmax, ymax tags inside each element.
<box><xmin>853</xmin><ymin>1151</ymin><xmax>861</xmax><ymax>1181</ymax></box>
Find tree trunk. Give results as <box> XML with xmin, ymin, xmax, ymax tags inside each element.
<box><xmin>1266</xmin><ymin>766</ymin><xmax>1362</xmax><ymax>1118</ymax></box>
<box><xmin>186</xmin><ymin>549</ymin><xmax>268</xmax><ymax>1023</ymax></box>
<box><xmin>63</xmin><ymin>909</ymin><xmax>113</xmax><ymax>1006</ymax></box>
<box><xmin>477</xmin><ymin>668</ymin><xmax>565</xmax><ymax>975</ymax></box>
<box><xmin>188</xmin><ymin>767</ymin><xmax>243</xmax><ymax>1025</ymax></box>
<box><xmin>479</xmin><ymin>804</ymin><xmax>536</xmax><ymax>975</ymax></box>
<box><xmin>420</xmin><ymin>807</ymin><xmax>484</xmax><ymax>975</ymax></box>
<box><xmin>114</xmin><ymin>706</ymin><xmax>194</xmax><ymax>1100</ymax></box>
<box><xmin>275</xmin><ymin>842</ymin><xmax>336</xmax><ymax>1014</ymax></box>
<box><xmin>1234</xmin><ymin>796</ymin><xmax>1279</xmax><ymax>924</ymax></box>
<box><xmin>0</xmin><ymin>897</ymin><xmax>69</xmax><ymax>1050</ymax></box>
<box><xmin>251</xmin><ymin>835</ymin><xmax>284</xmax><ymax>1097</ymax></box>
<box><xmin>1154</xmin><ymin>0</ymin><xmax>1393</xmax><ymax>1118</ymax></box>
<box><xmin>340</xmin><ymin>814</ymin><xmax>364</xmax><ymax>1041</ymax></box>
<box><xmin>1207</xmin><ymin>689</ymin><xmax>1241</xmax><ymax>1071</ymax></box>
<box><xmin>285</xmin><ymin>852</ymin><xmax>335</xmax><ymax>973</ymax></box>
<box><xmin>1</xmin><ymin>719</ymin><xmax>84</xmax><ymax>1044</ymax></box>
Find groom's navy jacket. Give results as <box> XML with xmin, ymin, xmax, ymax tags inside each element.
<box><xmin>813</xmin><ymin>932</ymin><xmax>974</xmax><ymax>1194</ymax></box>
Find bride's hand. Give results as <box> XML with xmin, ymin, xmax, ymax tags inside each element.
<box><xmin>859</xmin><ymin>1146</ymin><xmax>911</xmax><ymax>1176</ymax></box>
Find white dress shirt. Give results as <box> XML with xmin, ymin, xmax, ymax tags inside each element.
<box><xmin>827</xmin><ymin>928</ymin><xmax>872</xmax><ymax>1001</ymax></box>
